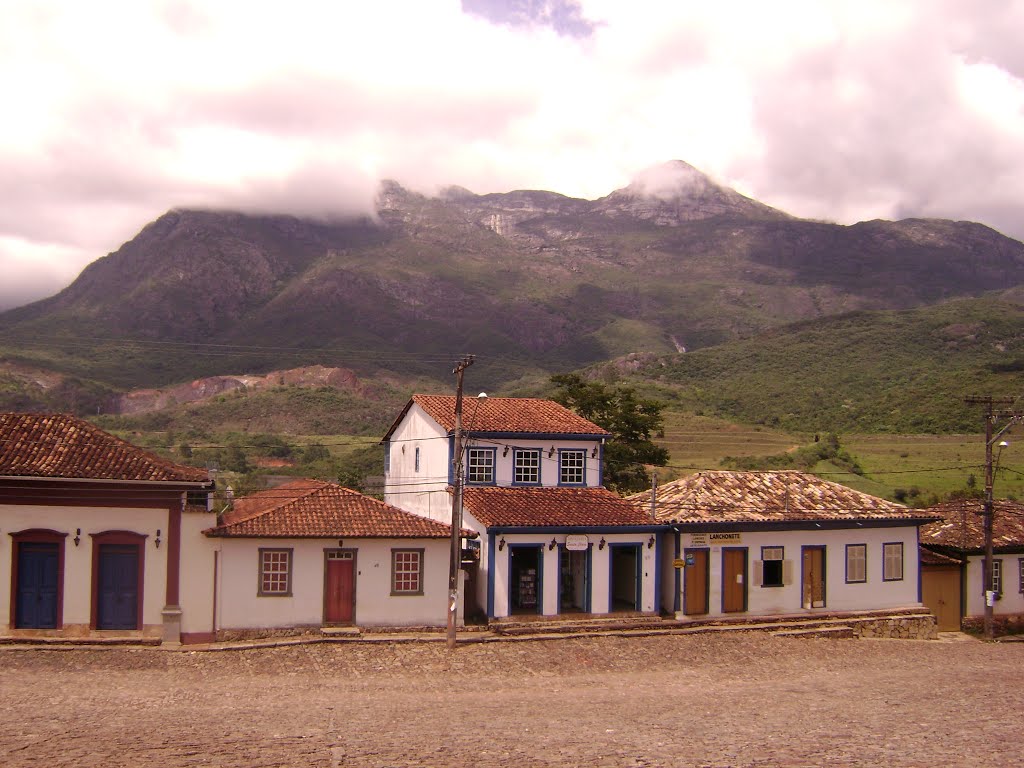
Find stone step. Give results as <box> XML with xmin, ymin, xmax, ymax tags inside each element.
<box><xmin>772</xmin><ymin>625</ymin><xmax>856</xmax><ymax>639</ymax></box>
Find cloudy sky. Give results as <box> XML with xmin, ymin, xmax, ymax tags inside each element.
<box><xmin>2</xmin><ymin>0</ymin><xmax>1023</xmax><ymax>309</ymax></box>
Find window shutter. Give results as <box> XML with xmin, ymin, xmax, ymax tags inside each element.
<box><xmin>782</xmin><ymin>560</ymin><xmax>794</xmax><ymax>586</ymax></box>
<box><xmin>752</xmin><ymin>560</ymin><xmax>764</xmax><ymax>587</ymax></box>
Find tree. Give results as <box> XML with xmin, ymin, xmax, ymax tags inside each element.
<box><xmin>551</xmin><ymin>374</ymin><xmax>669</xmax><ymax>494</ymax></box>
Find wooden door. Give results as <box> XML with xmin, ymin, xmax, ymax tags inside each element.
<box><xmin>683</xmin><ymin>548</ymin><xmax>709</xmax><ymax>615</ymax></box>
<box><xmin>921</xmin><ymin>565</ymin><xmax>962</xmax><ymax>631</ymax></box>
<box><xmin>722</xmin><ymin>547</ymin><xmax>747</xmax><ymax>613</ymax></box>
<box><xmin>324</xmin><ymin>551</ymin><xmax>355</xmax><ymax>624</ymax></box>
<box><xmin>15</xmin><ymin>543</ymin><xmax>59</xmax><ymax>629</ymax></box>
<box><xmin>802</xmin><ymin>546</ymin><xmax>826</xmax><ymax>609</ymax></box>
<box><xmin>97</xmin><ymin>545</ymin><xmax>140</xmax><ymax>630</ymax></box>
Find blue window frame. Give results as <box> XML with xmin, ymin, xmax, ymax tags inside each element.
<box><xmin>558</xmin><ymin>449</ymin><xmax>586</xmax><ymax>486</ymax></box>
<box><xmin>466</xmin><ymin>447</ymin><xmax>496</xmax><ymax>485</ymax></box>
<box><xmin>513</xmin><ymin>449</ymin><xmax>541</xmax><ymax>485</ymax></box>
<box><xmin>414</xmin><ymin>446</ymin><xmax>421</xmax><ymax>473</ymax></box>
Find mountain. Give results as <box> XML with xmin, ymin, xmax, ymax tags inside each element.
<box><xmin>1</xmin><ymin>160</ymin><xmax>1023</xmax><ymax>416</ymax></box>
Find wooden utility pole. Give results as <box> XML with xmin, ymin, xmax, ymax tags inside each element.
<box><xmin>965</xmin><ymin>396</ymin><xmax>1020</xmax><ymax>640</ymax></box>
<box><xmin>447</xmin><ymin>355</ymin><xmax>474</xmax><ymax>648</ymax></box>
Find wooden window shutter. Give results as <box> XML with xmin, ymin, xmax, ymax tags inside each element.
<box><xmin>752</xmin><ymin>560</ymin><xmax>764</xmax><ymax>587</ymax></box>
<box><xmin>782</xmin><ymin>560</ymin><xmax>794</xmax><ymax>586</ymax></box>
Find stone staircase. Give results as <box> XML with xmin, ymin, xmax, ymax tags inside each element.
<box><xmin>487</xmin><ymin>607</ymin><xmax>936</xmax><ymax>641</ymax></box>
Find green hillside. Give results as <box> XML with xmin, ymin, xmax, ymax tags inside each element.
<box><xmin>620</xmin><ymin>294</ymin><xmax>1024</xmax><ymax>434</ymax></box>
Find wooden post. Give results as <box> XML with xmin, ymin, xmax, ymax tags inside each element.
<box><xmin>447</xmin><ymin>355</ymin><xmax>474</xmax><ymax>648</ymax></box>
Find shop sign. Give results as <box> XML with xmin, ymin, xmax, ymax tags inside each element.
<box><xmin>565</xmin><ymin>534</ymin><xmax>589</xmax><ymax>551</ymax></box>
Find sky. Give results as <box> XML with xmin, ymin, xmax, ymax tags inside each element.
<box><xmin>2</xmin><ymin>0</ymin><xmax>1023</xmax><ymax>310</ymax></box>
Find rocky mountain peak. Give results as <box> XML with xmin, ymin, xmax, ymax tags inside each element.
<box><xmin>596</xmin><ymin>160</ymin><xmax>787</xmax><ymax>224</ymax></box>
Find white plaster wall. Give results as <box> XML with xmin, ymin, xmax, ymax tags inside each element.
<box><xmin>1</xmin><ymin>503</ymin><xmax>168</xmax><ymax>630</ymax></box>
<box><xmin>384</xmin><ymin>404</ymin><xmax>450</xmax><ymax>520</ymax></box>
<box><xmin>676</xmin><ymin>527</ymin><xmax>922</xmax><ymax>618</ymax></box>
<box><xmin>215</xmin><ymin>537</ymin><xmax>453</xmax><ymax>630</ymax></box>
<box><xmin>179</xmin><ymin>510</ymin><xmax>218</xmax><ymax>635</ymax></box>
<box><xmin>463</xmin><ymin>437</ymin><xmax>603</xmax><ymax>489</ymax></box>
<box><xmin>488</xmin><ymin>531</ymin><xmax>658</xmax><ymax>618</ymax></box>
<box><xmin>964</xmin><ymin>554</ymin><xmax>1024</xmax><ymax>616</ymax></box>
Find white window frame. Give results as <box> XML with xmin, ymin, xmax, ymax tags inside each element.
<box><xmin>846</xmin><ymin>543</ymin><xmax>867</xmax><ymax>584</ymax></box>
<box><xmin>558</xmin><ymin>449</ymin><xmax>586</xmax><ymax>486</ymax></box>
<box><xmin>991</xmin><ymin>559</ymin><xmax>1003</xmax><ymax>597</ymax></box>
<box><xmin>882</xmin><ymin>542</ymin><xmax>903</xmax><ymax>582</ymax></box>
<box><xmin>513</xmin><ymin>449</ymin><xmax>541</xmax><ymax>485</ymax></box>
<box><xmin>258</xmin><ymin>548</ymin><xmax>292</xmax><ymax>596</ymax></box>
<box><xmin>391</xmin><ymin>549</ymin><xmax>424</xmax><ymax>595</ymax></box>
<box><xmin>466</xmin><ymin>447</ymin><xmax>496</xmax><ymax>485</ymax></box>
<box><xmin>760</xmin><ymin>546</ymin><xmax>785</xmax><ymax>587</ymax></box>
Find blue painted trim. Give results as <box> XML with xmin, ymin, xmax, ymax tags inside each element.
<box><xmin>464</xmin><ymin>431</ymin><xmax>608</xmax><ymax>441</ymax></box>
<box><xmin>555</xmin><ymin>543</ymin><xmax>594</xmax><ymax>614</ymax></box>
<box><xmin>598</xmin><ymin>442</ymin><xmax>604</xmax><ymax>487</ymax></box>
<box><xmin>916</xmin><ymin>526</ymin><xmax>922</xmax><ymax>604</ymax></box>
<box><xmin>383</xmin><ymin>440</ymin><xmax>391</xmax><ymax>475</ymax></box>
<box><xmin>585</xmin><ymin>545</ymin><xmax>593</xmax><ymax>613</ymax></box>
<box><xmin>670</xmin><ymin>520</ymin><xmax>932</xmax><ymax>532</ymax></box>
<box><xmin>447</xmin><ymin>436</ymin><xmax>454</xmax><ymax>486</ymax></box>
<box><xmin>653</xmin><ymin>535</ymin><xmax>661</xmax><ymax>614</ymax></box>
<box><xmin>509</xmin><ymin>544</ymin><xmax>544</xmax><ymax>615</ymax></box>
<box><xmin>465</xmin><ymin>446</ymin><xmax>498</xmax><ymax>486</ymax></box>
<box><xmin>486</xmin><ymin>531</ymin><xmax>496</xmax><ymax>618</ymax></box>
<box><xmin>510</xmin><ymin>448</ymin><xmax>542</xmax><ymax>486</ymax></box>
<box><xmin>608</xmin><ymin>542</ymin><xmax>642</xmax><ymax>612</ymax></box>
<box><xmin>673</xmin><ymin>533</ymin><xmax>681</xmax><ymax>613</ymax></box>
<box><xmin>487</xmin><ymin>525</ymin><xmax>667</xmax><ymax>535</ymax></box>
<box><xmin>556</xmin><ymin>448</ymin><xmax>587</xmax><ymax>487</ymax></box>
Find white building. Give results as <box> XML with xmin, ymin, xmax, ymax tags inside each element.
<box><xmin>383</xmin><ymin>395</ymin><xmax>664</xmax><ymax>620</ymax></box>
<box><xmin>0</xmin><ymin>413</ymin><xmax>213</xmax><ymax>645</ymax></box>
<box><xmin>919</xmin><ymin>499</ymin><xmax>1024</xmax><ymax>632</ymax></box>
<box><xmin>204</xmin><ymin>479</ymin><xmax>465</xmax><ymax>637</ymax></box>
<box><xmin>629</xmin><ymin>471</ymin><xmax>935</xmax><ymax>620</ymax></box>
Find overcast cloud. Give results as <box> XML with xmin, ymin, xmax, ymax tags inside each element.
<box><xmin>1</xmin><ymin>0</ymin><xmax>1022</xmax><ymax>309</ymax></box>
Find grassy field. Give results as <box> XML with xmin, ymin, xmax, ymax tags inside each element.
<box><xmin>653</xmin><ymin>410</ymin><xmax>1024</xmax><ymax>504</ymax></box>
<box><xmin>111</xmin><ymin>408</ymin><xmax>1024</xmax><ymax>506</ymax></box>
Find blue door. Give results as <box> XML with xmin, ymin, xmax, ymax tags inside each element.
<box><xmin>16</xmin><ymin>543</ymin><xmax>59</xmax><ymax>629</ymax></box>
<box><xmin>97</xmin><ymin>545</ymin><xmax>140</xmax><ymax>630</ymax></box>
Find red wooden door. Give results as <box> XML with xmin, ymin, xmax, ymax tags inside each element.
<box><xmin>683</xmin><ymin>548</ymin><xmax>709</xmax><ymax>615</ymax></box>
<box><xmin>324</xmin><ymin>551</ymin><xmax>355</xmax><ymax>624</ymax></box>
<box><xmin>722</xmin><ymin>548</ymin><xmax>747</xmax><ymax>613</ymax></box>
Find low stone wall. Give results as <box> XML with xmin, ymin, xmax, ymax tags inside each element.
<box><xmin>851</xmin><ymin>615</ymin><xmax>937</xmax><ymax>640</ymax></box>
<box><xmin>215</xmin><ymin>626</ymin><xmax>322</xmax><ymax>643</ymax></box>
<box><xmin>961</xmin><ymin>612</ymin><xmax>1024</xmax><ymax>636</ymax></box>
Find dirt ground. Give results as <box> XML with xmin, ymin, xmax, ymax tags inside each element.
<box><xmin>0</xmin><ymin>633</ymin><xmax>1021</xmax><ymax>767</ymax></box>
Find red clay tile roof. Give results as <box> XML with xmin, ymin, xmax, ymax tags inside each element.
<box><xmin>0</xmin><ymin>412</ymin><xmax>210</xmax><ymax>484</ymax></box>
<box><xmin>919</xmin><ymin>499</ymin><xmax>1024</xmax><ymax>551</ymax></box>
<box><xmin>919</xmin><ymin>546</ymin><xmax>963</xmax><ymax>566</ymax></box>
<box><xmin>627</xmin><ymin>470</ymin><xmax>929</xmax><ymax>524</ymax></box>
<box><xmin>462</xmin><ymin>486</ymin><xmax>656</xmax><ymax>528</ymax></box>
<box><xmin>207</xmin><ymin>479</ymin><xmax>468</xmax><ymax>538</ymax></box>
<box><xmin>387</xmin><ymin>395</ymin><xmax>609</xmax><ymax>438</ymax></box>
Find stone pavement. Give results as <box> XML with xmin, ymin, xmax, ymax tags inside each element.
<box><xmin>0</xmin><ymin>632</ymin><xmax>1021</xmax><ymax>767</ymax></box>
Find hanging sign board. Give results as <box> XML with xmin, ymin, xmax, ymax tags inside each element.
<box><xmin>687</xmin><ymin>532</ymin><xmax>741</xmax><ymax>547</ymax></box>
<box><xmin>565</xmin><ymin>534</ymin><xmax>589</xmax><ymax>551</ymax></box>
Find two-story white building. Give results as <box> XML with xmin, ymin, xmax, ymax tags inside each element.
<box><xmin>382</xmin><ymin>395</ymin><xmax>665</xmax><ymax>620</ymax></box>
<box><xmin>630</xmin><ymin>470</ymin><xmax>936</xmax><ymax>620</ymax></box>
